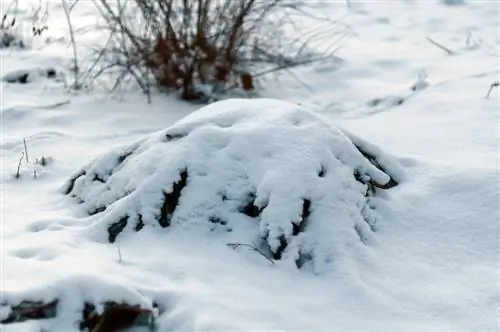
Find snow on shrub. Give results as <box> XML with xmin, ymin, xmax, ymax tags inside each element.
<box><xmin>0</xmin><ymin>273</ymin><xmax>158</xmax><ymax>330</ymax></box>
<box><xmin>0</xmin><ymin>14</ymin><xmax>32</xmax><ymax>50</ymax></box>
<box><xmin>0</xmin><ymin>26</ymin><xmax>26</xmax><ymax>49</ymax></box>
<box><xmin>63</xmin><ymin>98</ymin><xmax>403</xmax><ymax>269</ymax></box>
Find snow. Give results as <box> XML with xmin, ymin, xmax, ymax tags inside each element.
<box><xmin>1</xmin><ymin>0</ymin><xmax>499</xmax><ymax>331</ymax></box>
<box><xmin>62</xmin><ymin>98</ymin><xmax>400</xmax><ymax>272</ymax></box>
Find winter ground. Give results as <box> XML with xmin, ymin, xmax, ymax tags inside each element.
<box><xmin>1</xmin><ymin>0</ymin><xmax>499</xmax><ymax>331</ymax></box>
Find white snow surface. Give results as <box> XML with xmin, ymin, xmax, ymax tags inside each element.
<box><xmin>1</xmin><ymin>0</ymin><xmax>499</xmax><ymax>331</ymax></box>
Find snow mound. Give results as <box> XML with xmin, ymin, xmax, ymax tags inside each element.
<box><xmin>0</xmin><ymin>28</ymin><xmax>27</xmax><ymax>49</ymax></box>
<box><xmin>1</xmin><ymin>67</ymin><xmax>63</xmax><ymax>85</ymax></box>
<box><xmin>1</xmin><ymin>272</ymin><xmax>158</xmax><ymax>330</ymax></box>
<box><xmin>64</xmin><ymin>98</ymin><xmax>402</xmax><ymax>269</ymax></box>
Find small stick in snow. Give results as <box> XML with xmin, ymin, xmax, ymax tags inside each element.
<box><xmin>485</xmin><ymin>81</ymin><xmax>499</xmax><ymax>99</ymax></box>
<box><xmin>23</xmin><ymin>138</ymin><xmax>29</xmax><ymax>163</ymax></box>
<box><xmin>227</xmin><ymin>243</ymin><xmax>275</xmax><ymax>265</ymax></box>
<box><xmin>15</xmin><ymin>152</ymin><xmax>24</xmax><ymax>179</ymax></box>
<box><xmin>117</xmin><ymin>245</ymin><xmax>122</xmax><ymax>263</ymax></box>
<box><xmin>39</xmin><ymin>100</ymin><xmax>70</xmax><ymax>109</ymax></box>
<box><xmin>426</xmin><ymin>36</ymin><xmax>455</xmax><ymax>55</ymax></box>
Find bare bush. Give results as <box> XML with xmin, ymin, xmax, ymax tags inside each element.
<box><xmin>62</xmin><ymin>0</ymin><xmax>82</xmax><ymax>90</ymax></box>
<box><xmin>91</xmin><ymin>0</ymin><xmax>343</xmax><ymax>101</ymax></box>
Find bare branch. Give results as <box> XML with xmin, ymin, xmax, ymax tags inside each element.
<box><xmin>485</xmin><ymin>81</ymin><xmax>499</xmax><ymax>99</ymax></box>
<box><xmin>23</xmin><ymin>138</ymin><xmax>29</xmax><ymax>163</ymax></box>
<box><xmin>227</xmin><ymin>242</ymin><xmax>275</xmax><ymax>265</ymax></box>
<box><xmin>61</xmin><ymin>0</ymin><xmax>81</xmax><ymax>89</ymax></box>
<box><xmin>426</xmin><ymin>36</ymin><xmax>455</xmax><ymax>55</ymax></box>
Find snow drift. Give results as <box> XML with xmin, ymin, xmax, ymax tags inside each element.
<box><xmin>63</xmin><ymin>98</ymin><xmax>403</xmax><ymax>269</ymax></box>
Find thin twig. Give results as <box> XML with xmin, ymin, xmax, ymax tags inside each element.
<box><xmin>15</xmin><ymin>152</ymin><xmax>24</xmax><ymax>179</ymax></box>
<box><xmin>117</xmin><ymin>245</ymin><xmax>122</xmax><ymax>263</ymax></box>
<box><xmin>62</xmin><ymin>0</ymin><xmax>80</xmax><ymax>89</ymax></box>
<box><xmin>23</xmin><ymin>138</ymin><xmax>29</xmax><ymax>163</ymax></box>
<box><xmin>426</xmin><ymin>36</ymin><xmax>454</xmax><ymax>55</ymax></box>
<box><xmin>485</xmin><ymin>81</ymin><xmax>499</xmax><ymax>99</ymax></box>
<box><xmin>227</xmin><ymin>242</ymin><xmax>275</xmax><ymax>265</ymax></box>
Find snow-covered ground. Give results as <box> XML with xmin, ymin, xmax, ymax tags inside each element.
<box><xmin>1</xmin><ymin>0</ymin><xmax>499</xmax><ymax>331</ymax></box>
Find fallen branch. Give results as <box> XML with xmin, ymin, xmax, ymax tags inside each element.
<box><xmin>227</xmin><ymin>242</ymin><xmax>275</xmax><ymax>265</ymax></box>
<box><xmin>426</xmin><ymin>36</ymin><xmax>454</xmax><ymax>55</ymax></box>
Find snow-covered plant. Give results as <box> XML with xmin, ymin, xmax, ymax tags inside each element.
<box><xmin>0</xmin><ymin>15</ymin><xmax>25</xmax><ymax>49</ymax></box>
<box><xmin>63</xmin><ymin>99</ymin><xmax>403</xmax><ymax>271</ymax></box>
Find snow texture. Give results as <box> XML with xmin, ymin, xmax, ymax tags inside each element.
<box><xmin>64</xmin><ymin>98</ymin><xmax>401</xmax><ymax>268</ymax></box>
<box><xmin>1</xmin><ymin>0</ymin><xmax>499</xmax><ymax>331</ymax></box>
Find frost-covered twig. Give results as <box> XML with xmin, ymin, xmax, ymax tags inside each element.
<box><xmin>426</xmin><ymin>36</ymin><xmax>455</xmax><ymax>55</ymax></box>
<box><xmin>227</xmin><ymin>243</ymin><xmax>275</xmax><ymax>265</ymax></box>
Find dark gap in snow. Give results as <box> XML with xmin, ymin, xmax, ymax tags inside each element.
<box><xmin>272</xmin><ymin>235</ymin><xmax>288</xmax><ymax>260</ymax></box>
<box><xmin>165</xmin><ymin>132</ymin><xmax>187</xmax><ymax>142</ymax></box>
<box><xmin>79</xmin><ymin>301</ymin><xmax>154</xmax><ymax>332</ymax></box>
<box><xmin>292</xmin><ymin>199</ymin><xmax>311</xmax><ymax>236</ymax></box>
<box><xmin>111</xmin><ymin>146</ymin><xmax>142</xmax><ymax>176</ymax></box>
<box><xmin>64</xmin><ymin>170</ymin><xmax>86</xmax><ymax>195</ymax></box>
<box><xmin>367</xmin><ymin>98</ymin><xmax>382</xmax><ymax>107</ymax></box>
<box><xmin>318</xmin><ymin>165</ymin><xmax>327</xmax><ymax>178</ymax></box>
<box><xmin>46</xmin><ymin>68</ymin><xmax>56</xmax><ymax>78</ymax></box>
<box><xmin>209</xmin><ymin>216</ymin><xmax>231</xmax><ymax>232</ymax></box>
<box><xmin>2</xmin><ymin>67</ymin><xmax>60</xmax><ymax>84</ymax></box>
<box><xmin>1</xmin><ymin>300</ymin><xmax>58</xmax><ymax>324</ymax></box>
<box><xmin>80</xmin><ymin>302</ymin><xmax>98</xmax><ymax>331</ymax></box>
<box><xmin>209</xmin><ymin>216</ymin><xmax>227</xmax><ymax>226</ymax></box>
<box><xmin>89</xmin><ymin>206</ymin><xmax>106</xmax><ymax>216</ymax></box>
<box><xmin>366</xmin><ymin>96</ymin><xmax>405</xmax><ymax>109</ymax></box>
<box><xmin>240</xmin><ymin>192</ymin><xmax>264</xmax><ymax>218</ymax></box>
<box><xmin>395</xmin><ymin>98</ymin><xmax>405</xmax><ymax>106</ymax></box>
<box><xmin>117</xmin><ymin>150</ymin><xmax>135</xmax><ymax>165</ymax></box>
<box><xmin>295</xmin><ymin>250</ymin><xmax>313</xmax><ymax>269</ymax></box>
<box><xmin>108</xmin><ymin>216</ymin><xmax>129</xmax><ymax>243</ymax></box>
<box><xmin>241</xmin><ymin>201</ymin><xmax>261</xmax><ymax>218</ymax></box>
<box><xmin>135</xmin><ymin>214</ymin><xmax>145</xmax><ymax>232</ymax></box>
<box><xmin>5</xmin><ymin>72</ymin><xmax>29</xmax><ymax>84</ymax></box>
<box><xmin>158</xmin><ymin>169</ymin><xmax>188</xmax><ymax>228</ymax></box>
<box><xmin>92</xmin><ymin>173</ymin><xmax>105</xmax><ymax>183</ymax></box>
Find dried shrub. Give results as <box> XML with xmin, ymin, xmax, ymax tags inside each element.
<box><xmin>91</xmin><ymin>0</ymin><xmax>344</xmax><ymax>101</ymax></box>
